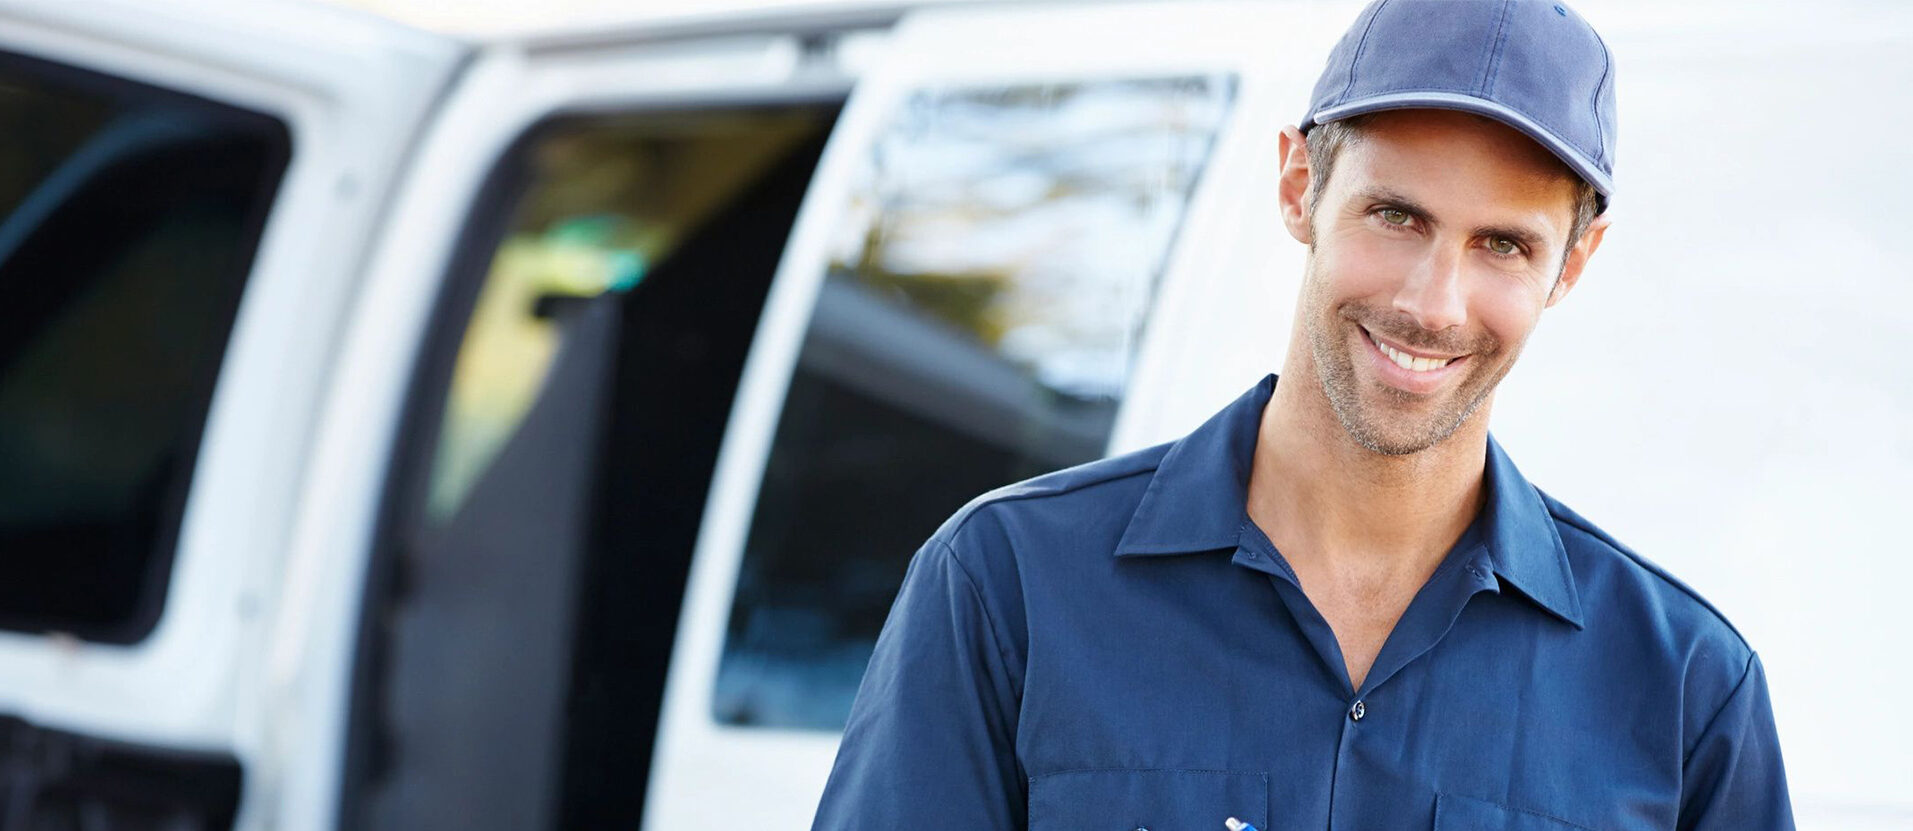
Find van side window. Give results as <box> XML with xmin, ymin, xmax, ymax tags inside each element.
<box><xmin>349</xmin><ymin>103</ymin><xmax>839</xmax><ymax>831</ymax></box>
<box><xmin>0</xmin><ymin>51</ymin><xmax>290</xmax><ymax>644</ymax></box>
<box><xmin>716</xmin><ymin>76</ymin><xmax>1235</xmax><ymax>730</ymax></box>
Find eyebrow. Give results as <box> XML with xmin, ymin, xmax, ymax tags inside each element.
<box><xmin>1351</xmin><ymin>186</ymin><xmax>1552</xmax><ymax>253</ymax></box>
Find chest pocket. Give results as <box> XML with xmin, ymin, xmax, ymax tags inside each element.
<box><xmin>1435</xmin><ymin>792</ymin><xmax>1600</xmax><ymax>831</ymax></box>
<box><xmin>1028</xmin><ymin>769</ymin><xmax>1267</xmax><ymax>831</ymax></box>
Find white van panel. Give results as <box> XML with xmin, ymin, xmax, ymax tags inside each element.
<box><xmin>0</xmin><ymin>0</ymin><xmax>460</xmax><ymax>756</ymax></box>
<box><xmin>279</xmin><ymin>26</ymin><xmax>846</xmax><ymax>831</ymax></box>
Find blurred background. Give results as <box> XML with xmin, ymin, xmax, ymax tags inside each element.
<box><xmin>0</xmin><ymin>0</ymin><xmax>1907</xmax><ymax>829</ymax></box>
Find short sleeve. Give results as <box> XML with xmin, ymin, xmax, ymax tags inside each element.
<box><xmin>809</xmin><ymin>537</ymin><xmax>1026</xmax><ymax>831</ymax></box>
<box><xmin>1677</xmin><ymin>651</ymin><xmax>1795</xmax><ymax>831</ymax></box>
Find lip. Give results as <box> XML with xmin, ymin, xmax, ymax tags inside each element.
<box><xmin>1358</xmin><ymin>325</ymin><xmax>1468</xmax><ymax>395</ymax></box>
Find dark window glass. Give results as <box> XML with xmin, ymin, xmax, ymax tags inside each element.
<box><xmin>716</xmin><ymin>76</ymin><xmax>1235</xmax><ymax>731</ymax></box>
<box><xmin>346</xmin><ymin>102</ymin><xmax>838</xmax><ymax>831</ymax></box>
<box><xmin>0</xmin><ymin>51</ymin><xmax>291</xmax><ymax>643</ymax></box>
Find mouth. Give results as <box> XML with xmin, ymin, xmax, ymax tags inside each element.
<box><xmin>1359</xmin><ymin>325</ymin><xmax>1468</xmax><ymax>392</ymax></box>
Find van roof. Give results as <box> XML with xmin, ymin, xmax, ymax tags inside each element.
<box><xmin>334</xmin><ymin>0</ymin><xmax>1011</xmax><ymax>45</ymax></box>
<box><xmin>321</xmin><ymin>0</ymin><xmax>1913</xmax><ymax>54</ymax></box>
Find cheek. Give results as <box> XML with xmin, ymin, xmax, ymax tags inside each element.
<box><xmin>1470</xmin><ymin>283</ymin><xmax>1546</xmax><ymax>350</ymax></box>
<box><xmin>1312</xmin><ymin>234</ymin><xmax>1421</xmax><ymax>301</ymax></box>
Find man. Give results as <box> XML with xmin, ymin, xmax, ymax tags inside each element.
<box><xmin>812</xmin><ymin>1</ymin><xmax>1793</xmax><ymax>829</ymax></box>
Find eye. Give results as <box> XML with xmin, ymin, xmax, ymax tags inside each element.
<box><xmin>1377</xmin><ymin>208</ymin><xmax>1412</xmax><ymax>227</ymax></box>
<box><xmin>1486</xmin><ymin>237</ymin><xmax>1521</xmax><ymax>256</ymax></box>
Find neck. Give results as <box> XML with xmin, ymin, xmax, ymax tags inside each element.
<box><xmin>1248</xmin><ymin>368</ymin><xmax>1489</xmax><ymax>581</ymax></box>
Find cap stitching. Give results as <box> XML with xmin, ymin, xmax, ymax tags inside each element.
<box><xmin>1480</xmin><ymin>0</ymin><xmax>1515</xmax><ymax>96</ymax></box>
<box><xmin>1330</xmin><ymin>85</ymin><xmax>1579</xmax><ymax>157</ymax></box>
<box><xmin>1591</xmin><ymin>31</ymin><xmax>1613</xmax><ymax>165</ymax></box>
<box><xmin>1339</xmin><ymin>0</ymin><xmax>1396</xmax><ymax>104</ymax></box>
<box><xmin>1314</xmin><ymin>91</ymin><xmax>1610</xmax><ymax>193</ymax></box>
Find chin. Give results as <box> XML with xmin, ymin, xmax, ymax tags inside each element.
<box><xmin>1318</xmin><ymin>334</ymin><xmax>1501</xmax><ymax>457</ymax></box>
<box><xmin>1341</xmin><ymin>401</ymin><xmax>1473</xmax><ymax>456</ymax></box>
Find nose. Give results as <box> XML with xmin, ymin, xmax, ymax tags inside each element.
<box><xmin>1392</xmin><ymin>243</ymin><xmax>1468</xmax><ymax>332</ymax></box>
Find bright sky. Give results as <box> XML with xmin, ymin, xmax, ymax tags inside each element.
<box><xmin>322</xmin><ymin>0</ymin><xmax>886</xmax><ymax>35</ymax></box>
<box><xmin>316</xmin><ymin>0</ymin><xmax>1894</xmax><ymax>40</ymax></box>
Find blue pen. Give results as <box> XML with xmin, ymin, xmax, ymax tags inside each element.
<box><xmin>1224</xmin><ymin>818</ymin><xmax>1259</xmax><ymax>831</ymax></box>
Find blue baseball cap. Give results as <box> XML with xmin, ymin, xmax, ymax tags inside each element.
<box><xmin>1299</xmin><ymin>0</ymin><xmax>1617</xmax><ymax>213</ymax></box>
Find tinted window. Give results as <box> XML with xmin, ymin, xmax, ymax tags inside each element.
<box><xmin>716</xmin><ymin>76</ymin><xmax>1235</xmax><ymax>730</ymax></box>
<box><xmin>0</xmin><ymin>51</ymin><xmax>290</xmax><ymax>643</ymax></box>
<box><xmin>347</xmin><ymin>102</ymin><xmax>838</xmax><ymax>831</ymax></box>
<box><xmin>420</xmin><ymin>107</ymin><xmax>834</xmax><ymax>524</ymax></box>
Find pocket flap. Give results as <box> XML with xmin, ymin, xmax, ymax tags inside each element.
<box><xmin>1029</xmin><ymin>768</ymin><xmax>1267</xmax><ymax>831</ymax></box>
<box><xmin>1435</xmin><ymin>792</ymin><xmax>1596</xmax><ymax>831</ymax></box>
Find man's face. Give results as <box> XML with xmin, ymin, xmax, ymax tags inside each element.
<box><xmin>1282</xmin><ymin>109</ymin><xmax>1604</xmax><ymax>456</ymax></box>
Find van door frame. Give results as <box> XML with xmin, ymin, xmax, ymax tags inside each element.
<box><xmin>291</xmin><ymin>23</ymin><xmax>873</xmax><ymax>831</ymax></box>
<box><xmin>0</xmin><ymin>3</ymin><xmax>461</xmax><ymax>827</ymax></box>
<box><xmin>641</xmin><ymin>2</ymin><xmax>1342</xmax><ymax>827</ymax></box>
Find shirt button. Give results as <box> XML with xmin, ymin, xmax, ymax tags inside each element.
<box><xmin>1349</xmin><ymin>700</ymin><xmax>1366</xmax><ymax>722</ymax></box>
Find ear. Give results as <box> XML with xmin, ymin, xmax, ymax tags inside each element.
<box><xmin>1278</xmin><ymin>125</ymin><xmax>1314</xmax><ymax>245</ymax></box>
<box><xmin>1545</xmin><ymin>211</ymin><xmax>1612</xmax><ymax>308</ymax></box>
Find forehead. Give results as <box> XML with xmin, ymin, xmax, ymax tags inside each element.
<box><xmin>1328</xmin><ymin>110</ymin><xmax>1580</xmax><ymax>237</ymax></box>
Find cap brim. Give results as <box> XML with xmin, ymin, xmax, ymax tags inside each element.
<box><xmin>1309</xmin><ymin>92</ymin><xmax>1612</xmax><ymax>213</ymax></box>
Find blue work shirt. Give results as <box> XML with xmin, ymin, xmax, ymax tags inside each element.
<box><xmin>812</xmin><ymin>374</ymin><xmax>1793</xmax><ymax>831</ymax></box>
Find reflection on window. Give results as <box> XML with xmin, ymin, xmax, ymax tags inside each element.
<box><xmin>426</xmin><ymin>110</ymin><xmax>828</xmax><ymax>522</ymax></box>
<box><xmin>715</xmin><ymin>76</ymin><xmax>1235</xmax><ymax>730</ymax></box>
<box><xmin>358</xmin><ymin>102</ymin><xmax>836</xmax><ymax>831</ymax></box>
<box><xmin>0</xmin><ymin>53</ymin><xmax>290</xmax><ymax>642</ymax></box>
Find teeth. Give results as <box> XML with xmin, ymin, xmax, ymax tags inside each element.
<box><xmin>1372</xmin><ymin>332</ymin><xmax>1453</xmax><ymax>373</ymax></box>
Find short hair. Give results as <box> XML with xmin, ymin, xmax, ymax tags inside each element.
<box><xmin>1303</xmin><ymin>113</ymin><xmax>1601</xmax><ymax>271</ymax></box>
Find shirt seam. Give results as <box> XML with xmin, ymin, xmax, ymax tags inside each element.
<box><xmin>1030</xmin><ymin>766</ymin><xmax>1268</xmax><ymax>782</ymax></box>
<box><xmin>1683</xmin><ymin>650</ymin><xmax>1758</xmax><ymax>766</ymax></box>
<box><xmin>1441</xmin><ymin>794</ymin><xmax>1600</xmax><ymax>831</ymax></box>
<box><xmin>940</xmin><ymin>463</ymin><xmax>1162</xmax><ymax>544</ymax></box>
<box><xmin>1025</xmin><ymin>769</ymin><xmax>1268</xmax><ymax>830</ymax></box>
<box><xmin>931</xmin><ymin>536</ymin><xmax>1025</xmax><ymax>703</ymax></box>
<box><xmin>1545</xmin><ymin>497</ymin><xmax>1749</xmax><ymax>648</ymax></box>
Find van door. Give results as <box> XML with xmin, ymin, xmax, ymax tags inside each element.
<box><xmin>314</xmin><ymin>18</ymin><xmax>869</xmax><ymax>831</ymax></box>
<box><xmin>0</xmin><ymin>1</ymin><xmax>460</xmax><ymax>828</ymax></box>
<box><xmin>642</xmin><ymin>2</ymin><xmax>1338</xmax><ymax>827</ymax></box>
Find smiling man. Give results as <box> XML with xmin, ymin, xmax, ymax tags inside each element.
<box><xmin>812</xmin><ymin>2</ymin><xmax>1793</xmax><ymax>830</ymax></box>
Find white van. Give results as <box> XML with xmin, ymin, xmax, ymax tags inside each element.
<box><xmin>0</xmin><ymin>0</ymin><xmax>1905</xmax><ymax>828</ymax></box>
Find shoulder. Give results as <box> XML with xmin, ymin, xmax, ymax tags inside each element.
<box><xmin>1541</xmin><ymin>488</ymin><xmax>1749</xmax><ymax>645</ymax></box>
<box><xmin>894</xmin><ymin>442</ymin><xmax>1173</xmax><ymax>664</ymax></box>
<box><xmin>1537</xmin><ymin>488</ymin><xmax>1758</xmax><ymax>731</ymax></box>
<box><xmin>933</xmin><ymin>440</ymin><xmax>1171</xmax><ymax>545</ymax></box>
<box><xmin>920</xmin><ymin>440</ymin><xmax>1171</xmax><ymax>576</ymax></box>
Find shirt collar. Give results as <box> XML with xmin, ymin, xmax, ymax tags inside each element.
<box><xmin>1113</xmin><ymin>373</ymin><xmax>1585</xmax><ymax>629</ymax></box>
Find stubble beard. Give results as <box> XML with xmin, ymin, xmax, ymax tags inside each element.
<box><xmin>1301</xmin><ymin>259</ymin><xmax>1514</xmax><ymax>457</ymax></box>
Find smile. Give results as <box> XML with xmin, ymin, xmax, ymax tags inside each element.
<box><xmin>1360</xmin><ymin>326</ymin><xmax>1468</xmax><ymax>392</ymax></box>
<box><xmin>1362</xmin><ymin>327</ymin><xmax>1462</xmax><ymax>373</ymax></box>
